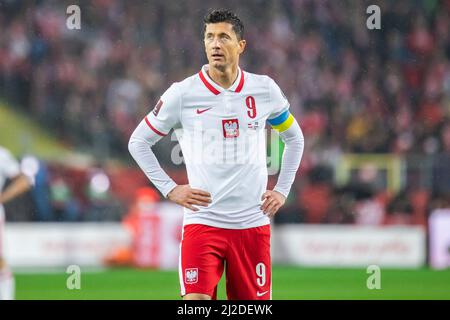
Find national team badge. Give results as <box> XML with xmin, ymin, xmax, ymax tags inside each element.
<box><xmin>222</xmin><ymin>119</ymin><xmax>239</xmax><ymax>138</ymax></box>
<box><xmin>185</xmin><ymin>268</ymin><xmax>198</xmax><ymax>284</ymax></box>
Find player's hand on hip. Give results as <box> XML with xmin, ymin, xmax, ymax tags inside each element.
<box><xmin>261</xmin><ymin>190</ymin><xmax>286</xmax><ymax>218</ymax></box>
<box><xmin>167</xmin><ymin>185</ymin><xmax>211</xmax><ymax>211</ymax></box>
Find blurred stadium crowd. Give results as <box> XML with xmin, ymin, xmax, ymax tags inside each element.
<box><xmin>1</xmin><ymin>0</ymin><xmax>450</xmax><ymax>224</ymax></box>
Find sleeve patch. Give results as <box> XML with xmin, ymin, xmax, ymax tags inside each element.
<box><xmin>152</xmin><ymin>99</ymin><xmax>163</xmax><ymax>116</ymax></box>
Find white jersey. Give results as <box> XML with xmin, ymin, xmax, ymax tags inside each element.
<box><xmin>0</xmin><ymin>147</ymin><xmax>21</xmax><ymax>220</ymax></box>
<box><xmin>144</xmin><ymin>65</ymin><xmax>291</xmax><ymax>229</ymax></box>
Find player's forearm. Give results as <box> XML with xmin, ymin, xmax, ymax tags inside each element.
<box><xmin>0</xmin><ymin>174</ymin><xmax>32</xmax><ymax>205</ymax></box>
<box><xmin>128</xmin><ymin>120</ymin><xmax>178</xmax><ymax>198</ymax></box>
<box><xmin>273</xmin><ymin>119</ymin><xmax>304</xmax><ymax>198</ymax></box>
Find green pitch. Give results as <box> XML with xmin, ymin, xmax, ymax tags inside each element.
<box><xmin>14</xmin><ymin>266</ymin><xmax>450</xmax><ymax>300</ymax></box>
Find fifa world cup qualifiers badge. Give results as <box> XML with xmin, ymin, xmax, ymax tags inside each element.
<box><xmin>222</xmin><ymin>119</ymin><xmax>239</xmax><ymax>138</ymax></box>
<box><xmin>152</xmin><ymin>100</ymin><xmax>163</xmax><ymax>116</ymax></box>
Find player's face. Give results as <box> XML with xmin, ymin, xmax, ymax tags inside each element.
<box><xmin>204</xmin><ymin>22</ymin><xmax>246</xmax><ymax>70</ymax></box>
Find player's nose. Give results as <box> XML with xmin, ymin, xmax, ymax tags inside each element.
<box><xmin>211</xmin><ymin>38</ymin><xmax>221</xmax><ymax>49</ymax></box>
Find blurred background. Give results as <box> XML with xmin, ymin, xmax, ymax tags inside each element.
<box><xmin>1</xmin><ymin>0</ymin><xmax>450</xmax><ymax>299</ymax></box>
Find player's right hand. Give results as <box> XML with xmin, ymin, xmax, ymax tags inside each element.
<box><xmin>167</xmin><ymin>185</ymin><xmax>212</xmax><ymax>211</ymax></box>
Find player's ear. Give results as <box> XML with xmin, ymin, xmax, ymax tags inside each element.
<box><xmin>238</xmin><ymin>39</ymin><xmax>246</xmax><ymax>54</ymax></box>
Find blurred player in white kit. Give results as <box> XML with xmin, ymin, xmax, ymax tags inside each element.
<box><xmin>0</xmin><ymin>146</ymin><xmax>34</xmax><ymax>300</ymax></box>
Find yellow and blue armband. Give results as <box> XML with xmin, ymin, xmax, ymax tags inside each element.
<box><xmin>268</xmin><ymin>110</ymin><xmax>294</xmax><ymax>133</ymax></box>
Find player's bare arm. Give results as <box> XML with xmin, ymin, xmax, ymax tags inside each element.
<box><xmin>0</xmin><ymin>174</ymin><xmax>32</xmax><ymax>205</ymax></box>
<box><xmin>167</xmin><ymin>185</ymin><xmax>211</xmax><ymax>212</ymax></box>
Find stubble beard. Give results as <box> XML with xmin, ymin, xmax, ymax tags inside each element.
<box><xmin>211</xmin><ymin>60</ymin><xmax>226</xmax><ymax>72</ymax></box>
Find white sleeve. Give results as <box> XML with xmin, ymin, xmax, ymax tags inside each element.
<box><xmin>273</xmin><ymin>119</ymin><xmax>304</xmax><ymax>198</ymax></box>
<box><xmin>1</xmin><ymin>148</ymin><xmax>21</xmax><ymax>179</ymax></box>
<box><xmin>145</xmin><ymin>83</ymin><xmax>182</xmax><ymax>135</ymax></box>
<box><xmin>128</xmin><ymin>119</ymin><xmax>178</xmax><ymax>199</ymax></box>
<box><xmin>268</xmin><ymin>77</ymin><xmax>290</xmax><ymax>120</ymax></box>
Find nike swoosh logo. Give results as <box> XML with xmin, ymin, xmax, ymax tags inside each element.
<box><xmin>196</xmin><ymin>107</ymin><xmax>212</xmax><ymax>114</ymax></box>
<box><xmin>256</xmin><ymin>290</ymin><xmax>268</xmax><ymax>297</ymax></box>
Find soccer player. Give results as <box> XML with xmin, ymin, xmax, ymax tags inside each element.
<box><xmin>129</xmin><ymin>9</ymin><xmax>304</xmax><ymax>300</ymax></box>
<box><xmin>0</xmin><ymin>146</ymin><xmax>34</xmax><ymax>300</ymax></box>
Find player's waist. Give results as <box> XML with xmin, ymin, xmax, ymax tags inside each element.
<box><xmin>183</xmin><ymin>206</ymin><xmax>270</xmax><ymax>230</ymax></box>
<box><xmin>186</xmin><ymin>166</ymin><xmax>268</xmax><ymax>198</ymax></box>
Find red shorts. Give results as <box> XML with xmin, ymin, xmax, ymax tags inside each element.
<box><xmin>179</xmin><ymin>224</ymin><xmax>271</xmax><ymax>300</ymax></box>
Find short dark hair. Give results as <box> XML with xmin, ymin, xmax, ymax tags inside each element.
<box><xmin>203</xmin><ymin>9</ymin><xmax>244</xmax><ymax>40</ymax></box>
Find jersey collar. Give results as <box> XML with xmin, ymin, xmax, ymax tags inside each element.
<box><xmin>199</xmin><ymin>64</ymin><xmax>245</xmax><ymax>95</ymax></box>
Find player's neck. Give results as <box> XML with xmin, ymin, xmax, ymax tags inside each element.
<box><xmin>207</xmin><ymin>64</ymin><xmax>238</xmax><ymax>90</ymax></box>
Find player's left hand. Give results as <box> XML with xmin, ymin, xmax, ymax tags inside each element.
<box><xmin>260</xmin><ymin>190</ymin><xmax>286</xmax><ymax>218</ymax></box>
